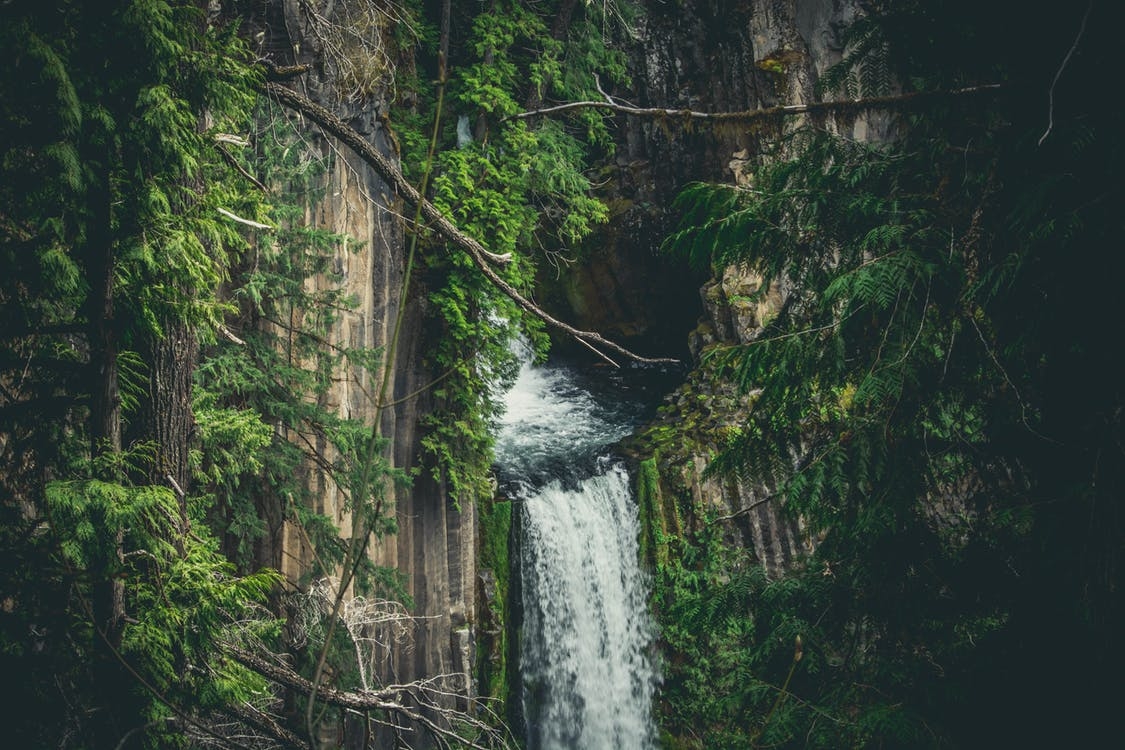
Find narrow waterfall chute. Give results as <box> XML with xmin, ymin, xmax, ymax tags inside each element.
<box><xmin>494</xmin><ymin>353</ymin><xmax>663</xmax><ymax>750</ymax></box>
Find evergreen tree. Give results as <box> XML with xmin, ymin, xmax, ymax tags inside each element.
<box><xmin>0</xmin><ymin>2</ymin><xmax>278</xmax><ymax>746</ymax></box>
<box><xmin>657</xmin><ymin>2</ymin><xmax>1125</xmax><ymax>746</ymax></box>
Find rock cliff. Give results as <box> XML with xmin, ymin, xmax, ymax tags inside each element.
<box><xmin>574</xmin><ymin>0</ymin><xmax>868</xmax><ymax>573</ymax></box>
<box><xmin>243</xmin><ymin>0</ymin><xmax>475</xmax><ymax>701</ymax></box>
<box><xmin>241</xmin><ymin>0</ymin><xmax>872</xmax><ymax>711</ymax></box>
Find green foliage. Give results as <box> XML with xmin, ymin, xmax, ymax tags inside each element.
<box><xmin>46</xmin><ymin>475</ymin><xmax>280</xmax><ymax>706</ymax></box>
<box><xmin>396</xmin><ymin>0</ymin><xmax>630</xmax><ymax>510</ymax></box>
<box><xmin>0</xmin><ymin>2</ymin><xmax>334</xmax><ymax>745</ymax></box>
<box><xmin>193</xmin><ymin>106</ymin><xmax>405</xmax><ymax>592</ymax></box>
<box><xmin>658</xmin><ymin>3</ymin><xmax>1125</xmax><ymax>747</ymax></box>
<box><xmin>476</xmin><ymin>496</ymin><xmax>513</xmax><ymax>704</ymax></box>
<box><xmin>636</xmin><ymin>456</ymin><xmax>675</xmax><ymax>567</ymax></box>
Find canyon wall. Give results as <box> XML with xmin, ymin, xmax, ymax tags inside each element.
<box><xmin>561</xmin><ymin>0</ymin><xmax>870</xmax><ymax>574</ymax></box>
<box><xmin>244</xmin><ymin>0</ymin><xmax>474</xmax><ymax>698</ymax></box>
<box><xmin>241</xmin><ymin>0</ymin><xmax>873</xmax><ymax>706</ymax></box>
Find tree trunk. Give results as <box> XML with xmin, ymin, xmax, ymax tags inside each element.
<box><xmin>137</xmin><ymin>317</ymin><xmax>198</xmax><ymax>542</ymax></box>
<box><xmin>86</xmin><ymin>164</ymin><xmax>130</xmax><ymax>750</ymax></box>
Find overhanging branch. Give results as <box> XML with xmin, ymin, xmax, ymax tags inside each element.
<box><xmin>261</xmin><ymin>80</ymin><xmax>678</xmax><ymax>366</ymax></box>
<box><xmin>262</xmin><ymin>81</ymin><xmax>512</xmax><ymax>266</ymax></box>
<box><xmin>509</xmin><ymin>83</ymin><xmax>1004</xmax><ymax>123</ymax></box>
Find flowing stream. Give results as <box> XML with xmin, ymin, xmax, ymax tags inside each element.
<box><xmin>494</xmin><ymin>352</ymin><xmax>664</xmax><ymax>750</ymax></box>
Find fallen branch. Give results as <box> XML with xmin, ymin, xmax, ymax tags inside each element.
<box><xmin>509</xmin><ymin>83</ymin><xmax>1004</xmax><ymax>123</ymax></box>
<box><xmin>220</xmin><ymin>701</ymin><xmax>305</xmax><ymax>749</ymax></box>
<box><xmin>223</xmin><ymin>645</ymin><xmax>512</xmax><ymax>749</ymax></box>
<box><xmin>225</xmin><ymin>646</ymin><xmax>399</xmax><ymax>711</ymax></box>
<box><xmin>262</xmin><ymin>80</ymin><xmax>677</xmax><ymax>366</ymax></box>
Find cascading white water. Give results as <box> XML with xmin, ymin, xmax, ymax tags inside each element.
<box><xmin>494</xmin><ymin>354</ymin><xmax>659</xmax><ymax>750</ymax></box>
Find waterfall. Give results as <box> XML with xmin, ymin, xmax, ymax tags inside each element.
<box><xmin>494</xmin><ymin>354</ymin><xmax>660</xmax><ymax>750</ymax></box>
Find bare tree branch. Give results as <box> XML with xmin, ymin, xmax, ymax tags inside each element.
<box><xmin>215</xmin><ymin>142</ymin><xmax>270</xmax><ymax>194</ymax></box>
<box><xmin>218</xmin><ymin>207</ymin><xmax>274</xmax><ymax>230</ymax></box>
<box><xmin>509</xmin><ymin>83</ymin><xmax>1004</xmax><ymax>123</ymax></box>
<box><xmin>261</xmin><ymin>80</ymin><xmax>678</xmax><ymax>366</ymax></box>
<box><xmin>224</xmin><ymin>646</ymin><xmax>398</xmax><ymax>710</ymax></box>
<box><xmin>222</xmin><ymin>645</ymin><xmax>513</xmax><ymax>749</ymax></box>
<box><xmin>221</xmin><ymin>701</ymin><xmax>305</xmax><ymax>748</ymax></box>
<box><xmin>264</xmin><ymin>63</ymin><xmax>311</xmax><ymax>81</ymax></box>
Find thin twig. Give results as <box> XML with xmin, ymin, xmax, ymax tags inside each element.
<box><xmin>215</xmin><ymin>143</ymin><xmax>270</xmax><ymax>193</ymax></box>
<box><xmin>713</xmin><ymin>491</ymin><xmax>777</xmax><ymax>521</ymax></box>
<box><xmin>970</xmin><ymin>316</ymin><xmax>1058</xmax><ymax>443</ymax></box>
<box><xmin>1038</xmin><ymin>1</ymin><xmax>1093</xmax><ymax>147</ymax></box>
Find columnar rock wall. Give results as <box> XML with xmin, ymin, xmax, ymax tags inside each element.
<box><xmin>593</xmin><ymin>0</ymin><xmax>865</xmax><ymax>573</ymax></box>
<box><xmin>245</xmin><ymin>0</ymin><xmax>474</xmax><ymax>699</ymax></box>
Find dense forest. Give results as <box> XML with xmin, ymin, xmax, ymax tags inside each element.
<box><xmin>2</xmin><ymin>1</ymin><xmax>1122</xmax><ymax>749</ymax></box>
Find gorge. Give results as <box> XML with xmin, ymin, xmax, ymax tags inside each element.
<box><xmin>2</xmin><ymin>1</ymin><xmax>1123</xmax><ymax>749</ymax></box>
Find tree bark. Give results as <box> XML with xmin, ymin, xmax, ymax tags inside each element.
<box><xmin>138</xmin><ymin>317</ymin><xmax>198</xmax><ymax>544</ymax></box>
<box><xmin>85</xmin><ymin>160</ymin><xmax>130</xmax><ymax>750</ymax></box>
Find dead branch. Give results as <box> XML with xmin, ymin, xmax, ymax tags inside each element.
<box><xmin>509</xmin><ymin>83</ymin><xmax>1004</xmax><ymax>123</ymax></box>
<box><xmin>218</xmin><ymin>323</ymin><xmax>247</xmax><ymax>346</ymax></box>
<box><xmin>261</xmin><ymin>80</ymin><xmax>678</xmax><ymax>366</ymax></box>
<box><xmin>215</xmin><ymin>143</ymin><xmax>270</xmax><ymax>194</ymax></box>
<box><xmin>214</xmin><ymin>133</ymin><xmax>250</xmax><ymax>147</ymax></box>
<box><xmin>217</xmin><ymin>207</ymin><xmax>274</xmax><ymax>230</ymax></box>
<box><xmin>264</xmin><ymin>62</ymin><xmax>311</xmax><ymax>81</ymax></box>
<box><xmin>714</xmin><ymin>491</ymin><xmax>777</xmax><ymax>522</ymax></box>
<box><xmin>220</xmin><ymin>701</ymin><xmax>305</xmax><ymax>749</ymax></box>
<box><xmin>223</xmin><ymin>645</ymin><xmax>512</xmax><ymax>749</ymax></box>
<box><xmin>225</xmin><ymin>645</ymin><xmax>397</xmax><ymax>710</ymax></box>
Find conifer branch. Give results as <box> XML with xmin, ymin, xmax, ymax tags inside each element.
<box><xmin>215</xmin><ymin>142</ymin><xmax>270</xmax><ymax>193</ymax></box>
<box><xmin>262</xmin><ymin>80</ymin><xmax>678</xmax><ymax>366</ymax></box>
<box><xmin>509</xmin><ymin>83</ymin><xmax>1004</xmax><ymax>123</ymax></box>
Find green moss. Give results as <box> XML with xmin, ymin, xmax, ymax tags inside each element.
<box><xmin>476</xmin><ymin>495</ymin><xmax>512</xmax><ymax>706</ymax></box>
<box><xmin>479</xmin><ymin>495</ymin><xmax>511</xmax><ymax>593</ymax></box>
<box><xmin>637</xmin><ymin>449</ymin><xmax>692</xmax><ymax>575</ymax></box>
